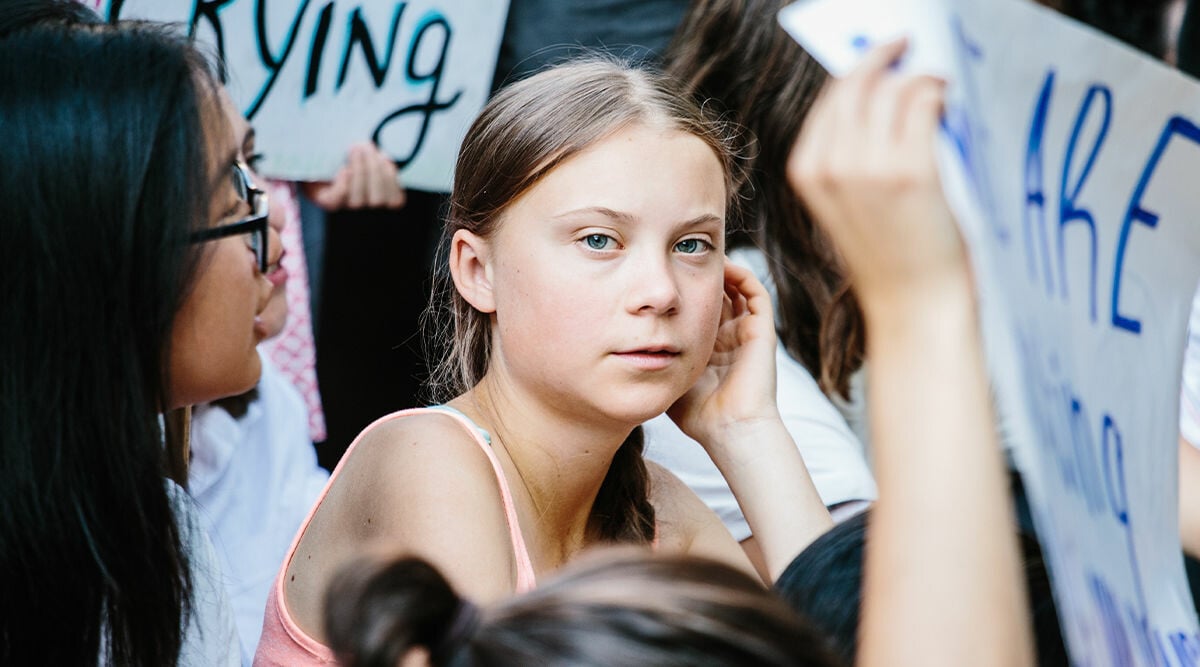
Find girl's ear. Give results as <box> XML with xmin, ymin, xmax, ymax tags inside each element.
<box><xmin>449</xmin><ymin>229</ymin><xmax>496</xmax><ymax>313</ymax></box>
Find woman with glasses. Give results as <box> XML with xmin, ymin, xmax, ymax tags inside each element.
<box><xmin>0</xmin><ymin>10</ymin><xmax>281</xmax><ymax>665</ymax></box>
<box><xmin>186</xmin><ymin>86</ymin><xmax>335</xmax><ymax>664</ymax></box>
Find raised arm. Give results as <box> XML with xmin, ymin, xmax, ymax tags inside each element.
<box><xmin>787</xmin><ymin>39</ymin><xmax>1033</xmax><ymax>667</ymax></box>
<box><xmin>668</xmin><ymin>260</ymin><xmax>833</xmax><ymax>582</ymax></box>
<box><xmin>1180</xmin><ymin>436</ymin><xmax>1200</xmax><ymax>557</ymax></box>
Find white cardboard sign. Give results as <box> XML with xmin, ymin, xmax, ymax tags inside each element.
<box><xmin>96</xmin><ymin>0</ymin><xmax>509</xmax><ymax>191</ymax></box>
<box><xmin>781</xmin><ymin>0</ymin><xmax>1200</xmax><ymax>664</ymax></box>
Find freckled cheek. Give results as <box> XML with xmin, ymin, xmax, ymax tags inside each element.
<box><xmin>495</xmin><ymin>271</ymin><xmax>606</xmax><ymax>355</ymax></box>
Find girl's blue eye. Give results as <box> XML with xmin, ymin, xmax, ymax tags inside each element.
<box><xmin>585</xmin><ymin>234</ymin><xmax>613</xmax><ymax>250</ymax></box>
<box><xmin>675</xmin><ymin>238</ymin><xmax>709</xmax><ymax>254</ymax></box>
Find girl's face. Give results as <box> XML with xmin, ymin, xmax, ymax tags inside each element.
<box><xmin>461</xmin><ymin>122</ymin><xmax>727</xmax><ymax>426</ymax></box>
<box><xmin>166</xmin><ymin>92</ymin><xmax>280</xmax><ymax>408</ymax></box>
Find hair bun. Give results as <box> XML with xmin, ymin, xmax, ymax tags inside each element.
<box><xmin>431</xmin><ymin>598</ymin><xmax>481</xmax><ymax>665</ymax></box>
<box><xmin>325</xmin><ymin>556</ymin><xmax>469</xmax><ymax>667</ymax></box>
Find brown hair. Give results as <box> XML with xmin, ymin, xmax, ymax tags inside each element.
<box><xmin>666</xmin><ymin>0</ymin><xmax>865</xmax><ymax>399</ymax></box>
<box><xmin>325</xmin><ymin>552</ymin><xmax>846</xmax><ymax>667</ymax></box>
<box><xmin>424</xmin><ymin>58</ymin><xmax>740</xmax><ymax>544</ymax></box>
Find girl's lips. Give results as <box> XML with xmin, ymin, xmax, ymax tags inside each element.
<box><xmin>612</xmin><ymin>350</ymin><xmax>680</xmax><ymax>371</ymax></box>
<box><xmin>267</xmin><ymin>266</ymin><xmax>288</xmax><ymax>288</ymax></box>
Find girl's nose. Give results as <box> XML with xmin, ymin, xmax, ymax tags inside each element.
<box><xmin>626</xmin><ymin>254</ymin><xmax>681</xmax><ymax>315</ymax></box>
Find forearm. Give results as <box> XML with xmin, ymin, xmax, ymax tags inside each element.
<box><xmin>1180</xmin><ymin>437</ymin><xmax>1200</xmax><ymax>557</ymax></box>
<box><xmin>705</xmin><ymin>417</ymin><xmax>833</xmax><ymax>582</ymax></box>
<box><xmin>857</xmin><ymin>282</ymin><xmax>1032</xmax><ymax>667</ymax></box>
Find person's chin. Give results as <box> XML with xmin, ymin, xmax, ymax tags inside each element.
<box><xmin>234</xmin><ymin>356</ymin><xmax>263</xmax><ymax>395</ymax></box>
<box><xmin>605</xmin><ymin>388</ymin><xmax>681</xmax><ymax>426</ymax></box>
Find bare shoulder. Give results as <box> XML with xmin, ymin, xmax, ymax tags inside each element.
<box><xmin>332</xmin><ymin>410</ymin><xmax>502</xmax><ymax>515</ymax></box>
<box><xmin>285</xmin><ymin>411</ymin><xmax>518</xmax><ymax>641</ymax></box>
<box><xmin>322</xmin><ymin>410</ymin><xmax>513</xmax><ymax>554</ymax></box>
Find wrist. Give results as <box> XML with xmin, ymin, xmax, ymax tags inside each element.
<box><xmin>861</xmin><ymin>271</ymin><xmax>977</xmax><ymax>342</ymax></box>
<box><xmin>699</xmin><ymin>411</ymin><xmax>787</xmax><ymax>457</ymax></box>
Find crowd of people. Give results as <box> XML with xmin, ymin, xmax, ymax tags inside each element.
<box><xmin>1</xmin><ymin>0</ymin><xmax>1197</xmax><ymax>665</ymax></box>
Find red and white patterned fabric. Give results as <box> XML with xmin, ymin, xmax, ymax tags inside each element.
<box><xmin>259</xmin><ymin>180</ymin><xmax>326</xmax><ymax>443</ymax></box>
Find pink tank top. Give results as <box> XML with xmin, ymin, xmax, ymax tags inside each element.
<box><xmin>253</xmin><ymin>407</ymin><xmax>536</xmax><ymax>666</ymax></box>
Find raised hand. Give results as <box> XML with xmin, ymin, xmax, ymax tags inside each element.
<box><xmin>786</xmin><ymin>38</ymin><xmax>965</xmax><ymax>319</ymax></box>
<box><xmin>667</xmin><ymin>260</ymin><xmax>780</xmax><ymax>448</ymax></box>
<box><xmin>304</xmin><ymin>143</ymin><xmax>407</xmax><ymax>211</ymax></box>
<box><xmin>786</xmin><ymin>39</ymin><xmax>1032</xmax><ymax>667</ymax></box>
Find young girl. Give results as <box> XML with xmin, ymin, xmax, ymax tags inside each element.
<box><xmin>0</xmin><ymin>10</ymin><xmax>280</xmax><ymax>665</ymax></box>
<box><xmin>297</xmin><ymin>40</ymin><xmax>1033</xmax><ymax>667</ymax></box>
<box><xmin>255</xmin><ymin>58</ymin><xmax>833</xmax><ymax>664</ymax></box>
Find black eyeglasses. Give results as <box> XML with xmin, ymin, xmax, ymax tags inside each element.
<box><xmin>189</xmin><ymin>161</ymin><xmax>270</xmax><ymax>273</ymax></box>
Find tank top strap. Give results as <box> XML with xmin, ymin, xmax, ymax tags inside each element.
<box><xmin>423</xmin><ymin>405</ymin><xmax>537</xmax><ymax>592</ymax></box>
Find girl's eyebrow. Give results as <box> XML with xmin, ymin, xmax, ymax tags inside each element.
<box><xmin>552</xmin><ymin>207</ymin><xmax>723</xmax><ymax>230</ymax></box>
<box><xmin>674</xmin><ymin>213</ymin><xmax>723</xmax><ymax>229</ymax></box>
<box><xmin>552</xmin><ymin>206</ymin><xmax>636</xmax><ymax>224</ymax></box>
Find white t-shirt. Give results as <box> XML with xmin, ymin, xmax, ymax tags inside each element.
<box><xmin>1180</xmin><ymin>285</ymin><xmax>1200</xmax><ymax>448</ymax></box>
<box><xmin>643</xmin><ymin>247</ymin><xmax>877</xmax><ymax>541</ymax></box>
<box><xmin>167</xmin><ymin>481</ymin><xmax>242</xmax><ymax>667</ymax></box>
<box><xmin>189</xmin><ymin>354</ymin><xmax>330</xmax><ymax>665</ymax></box>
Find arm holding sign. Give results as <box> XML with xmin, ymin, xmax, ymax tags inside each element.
<box><xmin>787</xmin><ymin>39</ymin><xmax>1033</xmax><ymax>667</ymax></box>
<box><xmin>1179</xmin><ymin>437</ymin><xmax>1200</xmax><ymax>556</ymax></box>
<box><xmin>1177</xmin><ymin>285</ymin><xmax>1200</xmax><ymax>557</ymax></box>
<box><xmin>303</xmin><ymin>143</ymin><xmax>407</xmax><ymax>211</ymax></box>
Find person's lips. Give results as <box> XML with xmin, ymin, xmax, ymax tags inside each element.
<box><xmin>611</xmin><ymin>345</ymin><xmax>681</xmax><ymax>371</ymax></box>
<box><xmin>267</xmin><ymin>265</ymin><xmax>288</xmax><ymax>288</ymax></box>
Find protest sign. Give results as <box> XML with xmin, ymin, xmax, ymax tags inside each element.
<box><xmin>94</xmin><ymin>0</ymin><xmax>509</xmax><ymax>191</ymax></box>
<box><xmin>781</xmin><ymin>0</ymin><xmax>1200</xmax><ymax>664</ymax></box>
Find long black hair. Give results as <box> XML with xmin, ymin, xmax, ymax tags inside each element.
<box><xmin>0</xmin><ymin>19</ymin><xmax>221</xmax><ymax>665</ymax></box>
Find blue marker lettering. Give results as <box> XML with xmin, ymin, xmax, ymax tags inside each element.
<box><xmin>1113</xmin><ymin>116</ymin><xmax>1200</xmax><ymax>334</ymax></box>
<box><xmin>1058</xmin><ymin>85</ymin><xmax>1111</xmax><ymax>322</ymax></box>
<box><xmin>1024</xmin><ymin>71</ymin><xmax>1056</xmax><ymax>290</ymax></box>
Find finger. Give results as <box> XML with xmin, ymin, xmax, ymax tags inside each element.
<box><xmin>369</xmin><ymin>150</ymin><xmax>408</xmax><ymax>208</ymax></box>
<box><xmin>867</xmin><ymin>72</ymin><xmax>909</xmax><ymax>150</ymax></box>
<box><xmin>840</xmin><ymin>37</ymin><xmax>909</xmax><ymax>123</ymax></box>
<box><xmin>728</xmin><ymin>286</ymin><xmax>750</xmax><ymax>320</ymax></box>
<box><xmin>346</xmin><ymin>145</ymin><xmax>369</xmax><ymax>209</ymax></box>
<box><xmin>724</xmin><ymin>259</ymin><xmax>771</xmax><ymax>318</ymax></box>
<box><xmin>896</xmin><ymin>75</ymin><xmax>947</xmax><ymax>154</ymax></box>
<box><xmin>312</xmin><ymin>168</ymin><xmax>349</xmax><ymax>210</ymax></box>
<box><xmin>389</xmin><ymin>182</ymin><xmax>407</xmax><ymax>209</ymax></box>
<box><xmin>364</xmin><ymin>145</ymin><xmax>392</xmax><ymax>207</ymax></box>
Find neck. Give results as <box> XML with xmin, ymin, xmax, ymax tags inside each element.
<box><xmin>450</xmin><ymin>371</ymin><xmax>635</xmax><ymax>566</ymax></box>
